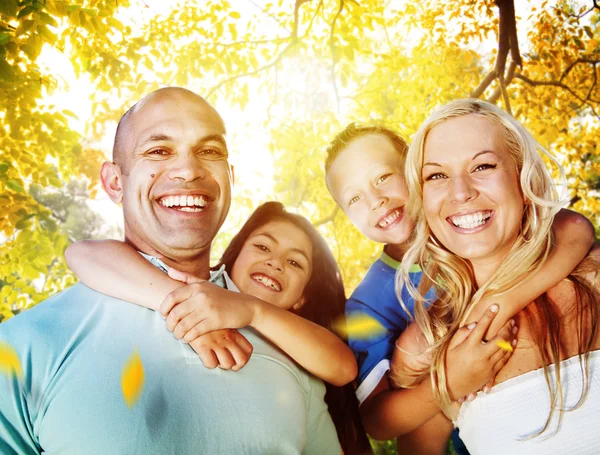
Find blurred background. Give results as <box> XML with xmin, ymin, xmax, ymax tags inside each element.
<box><xmin>1</xmin><ymin>0</ymin><xmax>599</xmax><ymax>452</ymax></box>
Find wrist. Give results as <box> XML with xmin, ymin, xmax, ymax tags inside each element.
<box><xmin>248</xmin><ymin>297</ymin><xmax>266</xmax><ymax>329</ymax></box>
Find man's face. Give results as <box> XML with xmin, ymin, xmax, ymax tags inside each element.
<box><xmin>116</xmin><ymin>91</ymin><xmax>232</xmax><ymax>259</ymax></box>
<box><xmin>326</xmin><ymin>134</ymin><xmax>414</xmax><ymax>246</ymax></box>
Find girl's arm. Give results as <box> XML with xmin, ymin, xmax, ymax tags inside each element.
<box><xmin>468</xmin><ymin>208</ymin><xmax>595</xmax><ymax>339</ymax></box>
<box><xmin>65</xmin><ymin>239</ymin><xmax>179</xmax><ymax>311</ymax></box>
<box><xmin>161</xmin><ymin>277</ymin><xmax>358</xmax><ymax>386</ymax></box>
<box><xmin>363</xmin><ymin>305</ymin><xmax>516</xmax><ymax>440</ymax></box>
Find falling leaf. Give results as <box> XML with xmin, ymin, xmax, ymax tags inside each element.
<box><xmin>0</xmin><ymin>341</ymin><xmax>23</xmax><ymax>379</ymax></box>
<box><xmin>496</xmin><ymin>340</ymin><xmax>513</xmax><ymax>352</ymax></box>
<box><xmin>121</xmin><ymin>348</ymin><xmax>145</xmax><ymax>408</ymax></box>
<box><xmin>333</xmin><ymin>313</ymin><xmax>386</xmax><ymax>340</ymax></box>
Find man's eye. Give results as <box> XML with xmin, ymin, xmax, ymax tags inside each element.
<box><xmin>376</xmin><ymin>174</ymin><xmax>391</xmax><ymax>185</ymax></box>
<box><xmin>199</xmin><ymin>148</ymin><xmax>225</xmax><ymax>157</ymax></box>
<box><xmin>148</xmin><ymin>149</ymin><xmax>169</xmax><ymax>156</ymax></box>
<box><xmin>348</xmin><ymin>196</ymin><xmax>360</xmax><ymax>206</ymax></box>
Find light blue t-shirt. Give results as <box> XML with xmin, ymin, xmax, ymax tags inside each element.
<box><xmin>0</xmin><ymin>271</ymin><xmax>340</xmax><ymax>454</ymax></box>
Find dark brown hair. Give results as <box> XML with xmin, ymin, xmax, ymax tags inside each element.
<box><xmin>213</xmin><ymin>201</ymin><xmax>372</xmax><ymax>454</ymax></box>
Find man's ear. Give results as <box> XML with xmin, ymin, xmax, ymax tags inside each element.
<box><xmin>292</xmin><ymin>296</ymin><xmax>306</xmax><ymax>312</ymax></box>
<box><xmin>101</xmin><ymin>161</ymin><xmax>124</xmax><ymax>204</ymax></box>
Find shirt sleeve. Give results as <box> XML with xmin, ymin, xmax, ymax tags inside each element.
<box><xmin>0</xmin><ymin>336</ymin><xmax>40</xmax><ymax>455</ymax></box>
<box><xmin>302</xmin><ymin>377</ymin><xmax>342</xmax><ymax>455</ymax></box>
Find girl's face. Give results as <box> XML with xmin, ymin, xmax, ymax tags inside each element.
<box><xmin>230</xmin><ymin>219</ymin><xmax>313</xmax><ymax>311</ymax></box>
<box><xmin>421</xmin><ymin>115</ymin><xmax>524</xmax><ymax>279</ymax></box>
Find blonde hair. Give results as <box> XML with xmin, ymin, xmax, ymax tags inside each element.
<box><xmin>395</xmin><ymin>98</ymin><xmax>599</xmax><ymax>435</ymax></box>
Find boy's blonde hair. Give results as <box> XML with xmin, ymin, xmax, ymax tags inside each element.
<box><xmin>324</xmin><ymin>123</ymin><xmax>408</xmax><ymax>175</ymax></box>
<box><xmin>396</xmin><ymin>98</ymin><xmax>599</xmax><ymax>436</ymax></box>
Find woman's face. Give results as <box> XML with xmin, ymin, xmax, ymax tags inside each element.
<box><xmin>230</xmin><ymin>219</ymin><xmax>313</xmax><ymax>311</ymax></box>
<box><xmin>421</xmin><ymin>115</ymin><xmax>524</xmax><ymax>274</ymax></box>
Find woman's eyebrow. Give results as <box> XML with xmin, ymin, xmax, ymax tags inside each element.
<box><xmin>472</xmin><ymin>150</ymin><xmax>498</xmax><ymax>160</ymax></box>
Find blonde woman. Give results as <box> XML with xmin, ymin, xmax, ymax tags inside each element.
<box><xmin>394</xmin><ymin>99</ymin><xmax>599</xmax><ymax>454</ymax></box>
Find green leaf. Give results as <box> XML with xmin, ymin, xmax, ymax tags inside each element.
<box><xmin>0</xmin><ymin>0</ymin><xmax>18</xmax><ymax>17</ymax></box>
<box><xmin>0</xmin><ymin>33</ymin><xmax>10</xmax><ymax>45</ymax></box>
<box><xmin>39</xmin><ymin>11</ymin><xmax>59</xmax><ymax>28</ymax></box>
<box><xmin>16</xmin><ymin>5</ymin><xmax>34</xmax><ymax>18</ymax></box>
<box><xmin>6</xmin><ymin>179</ymin><xmax>24</xmax><ymax>193</ymax></box>
<box><xmin>66</xmin><ymin>5</ymin><xmax>81</xmax><ymax>13</ymax></box>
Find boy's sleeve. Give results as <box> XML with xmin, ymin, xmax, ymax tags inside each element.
<box><xmin>302</xmin><ymin>376</ymin><xmax>342</xmax><ymax>455</ymax></box>
<box><xmin>345</xmin><ymin>296</ymin><xmax>407</xmax><ymax>405</ymax></box>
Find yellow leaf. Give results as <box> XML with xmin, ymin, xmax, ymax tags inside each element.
<box><xmin>0</xmin><ymin>341</ymin><xmax>23</xmax><ymax>379</ymax></box>
<box><xmin>496</xmin><ymin>340</ymin><xmax>513</xmax><ymax>352</ymax></box>
<box><xmin>333</xmin><ymin>313</ymin><xmax>386</xmax><ymax>340</ymax></box>
<box><xmin>121</xmin><ymin>348</ymin><xmax>145</xmax><ymax>408</ymax></box>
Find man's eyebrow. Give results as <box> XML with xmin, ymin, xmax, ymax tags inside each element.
<box><xmin>423</xmin><ymin>150</ymin><xmax>499</xmax><ymax>168</ymax></box>
<box><xmin>253</xmin><ymin>232</ymin><xmax>311</xmax><ymax>263</ymax></box>
<box><xmin>137</xmin><ymin>132</ymin><xmax>228</xmax><ymax>149</ymax></box>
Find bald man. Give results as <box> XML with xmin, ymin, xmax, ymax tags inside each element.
<box><xmin>0</xmin><ymin>88</ymin><xmax>341</xmax><ymax>454</ymax></box>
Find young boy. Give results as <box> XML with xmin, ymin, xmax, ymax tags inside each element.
<box><xmin>324</xmin><ymin>123</ymin><xmax>595</xmax><ymax>454</ymax></box>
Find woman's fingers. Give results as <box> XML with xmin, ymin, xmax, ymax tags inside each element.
<box><xmin>485</xmin><ymin>319</ymin><xmax>518</xmax><ymax>357</ymax></box>
<box><xmin>449</xmin><ymin>323</ymin><xmax>476</xmax><ymax>350</ymax></box>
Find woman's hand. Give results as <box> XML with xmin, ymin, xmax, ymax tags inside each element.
<box><xmin>188</xmin><ymin>329</ymin><xmax>253</xmax><ymax>371</ymax></box>
<box><xmin>445</xmin><ymin>304</ymin><xmax>518</xmax><ymax>402</ymax></box>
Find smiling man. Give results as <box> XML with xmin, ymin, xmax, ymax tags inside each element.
<box><xmin>0</xmin><ymin>87</ymin><xmax>340</xmax><ymax>454</ymax></box>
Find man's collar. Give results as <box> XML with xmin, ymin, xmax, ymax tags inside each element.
<box><xmin>138</xmin><ymin>252</ymin><xmax>239</xmax><ymax>291</ymax></box>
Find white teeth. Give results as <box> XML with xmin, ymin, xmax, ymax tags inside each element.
<box><xmin>378</xmin><ymin>209</ymin><xmax>402</xmax><ymax>228</ymax></box>
<box><xmin>252</xmin><ymin>274</ymin><xmax>281</xmax><ymax>291</ymax></box>
<box><xmin>450</xmin><ymin>211</ymin><xmax>492</xmax><ymax>229</ymax></box>
<box><xmin>159</xmin><ymin>195</ymin><xmax>208</xmax><ymax>209</ymax></box>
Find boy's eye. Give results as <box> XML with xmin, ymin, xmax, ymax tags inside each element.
<box><xmin>254</xmin><ymin>244</ymin><xmax>269</xmax><ymax>252</ymax></box>
<box><xmin>376</xmin><ymin>174</ymin><xmax>392</xmax><ymax>185</ymax></box>
<box><xmin>473</xmin><ymin>163</ymin><xmax>497</xmax><ymax>172</ymax></box>
<box><xmin>348</xmin><ymin>195</ymin><xmax>360</xmax><ymax>206</ymax></box>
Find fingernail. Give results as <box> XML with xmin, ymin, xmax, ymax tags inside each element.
<box><xmin>467</xmin><ymin>322</ymin><xmax>477</xmax><ymax>330</ymax></box>
<box><xmin>512</xmin><ymin>339</ymin><xmax>517</xmax><ymax>347</ymax></box>
<box><xmin>490</xmin><ymin>304</ymin><xmax>499</xmax><ymax>313</ymax></box>
<box><xmin>512</xmin><ymin>326</ymin><xmax>518</xmax><ymax>334</ymax></box>
<box><xmin>468</xmin><ymin>393</ymin><xmax>475</xmax><ymax>401</ymax></box>
<box><xmin>483</xmin><ymin>386</ymin><xmax>490</xmax><ymax>393</ymax></box>
<box><xmin>509</xmin><ymin>319</ymin><xmax>515</xmax><ymax>326</ymax></box>
<box><xmin>457</xmin><ymin>397</ymin><xmax>464</xmax><ymax>403</ymax></box>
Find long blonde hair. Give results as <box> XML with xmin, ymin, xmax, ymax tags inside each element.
<box><xmin>396</xmin><ymin>99</ymin><xmax>598</xmax><ymax>433</ymax></box>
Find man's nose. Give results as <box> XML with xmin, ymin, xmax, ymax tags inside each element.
<box><xmin>265</xmin><ymin>257</ymin><xmax>284</xmax><ymax>273</ymax></box>
<box><xmin>450</xmin><ymin>175</ymin><xmax>477</xmax><ymax>204</ymax></box>
<box><xmin>167</xmin><ymin>153</ymin><xmax>207</xmax><ymax>182</ymax></box>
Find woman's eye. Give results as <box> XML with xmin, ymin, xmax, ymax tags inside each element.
<box><xmin>473</xmin><ymin>163</ymin><xmax>497</xmax><ymax>172</ymax></box>
<box><xmin>348</xmin><ymin>196</ymin><xmax>360</xmax><ymax>206</ymax></box>
<box><xmin>425</xmin><ymin>172</ymin><xmax>446</xmax><ymax>181</ymax></box>
<box><xmin>376</xmin><ymin>174</ymin><xmax>391</xmax><ymax>185</ymax></box>
<box><xmin>254</xmin><ymin>244</ymin><xmax>269</xmax><ymax>252</ymax></box>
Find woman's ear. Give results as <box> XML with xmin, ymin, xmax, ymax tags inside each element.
<box><xmin>101</xmin><ymin>161</ymin><xmax>124</xmax><ymax>204</ymax></box>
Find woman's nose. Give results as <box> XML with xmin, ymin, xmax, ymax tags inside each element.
<box><xmin>450</xmin><ymin>175</ymin><xmax>477</xmax><ymax>204</ymax></box>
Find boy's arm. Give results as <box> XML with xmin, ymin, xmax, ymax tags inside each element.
<box><xmin>468</xmin><ymin>208</ymin><xmax>595</xmax><ymax>339</ymax></box>
<box><xmin>65</xmin><ymin>239</ymin><xmax>180</xmax><ymax>311</ymax></box>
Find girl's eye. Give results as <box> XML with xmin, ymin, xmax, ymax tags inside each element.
<box><xmin>288</xmin><ymin>260</ymin><xmax>303</xmax><ymax>269</ymax></box>
<box><xmin>348</xmin><ymin>196</ymin><xmax>360</xmax><ymax>206</ymax></box>
<box><xmin>254</xmin><ymin>244</ymin><xmax>269</xmax><ymax>252</ymax></box>
<box><xmin>473</xmin><ymin>163</ymin><xmax>497</xmax><ymax>172</ymax></box>
<box><xmin>376</xmin><ymin>174</ymin><xmax>391</xmax><ymax>185</ymax></box>
<box><xmin>425</xmin><ymin>172</ymin><xmax>446</xmax><ymax>181</ymax></box>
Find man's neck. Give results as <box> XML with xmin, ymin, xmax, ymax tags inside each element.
<box><xmin>125</xmin><ymin>238</ymin><xmax>212</xmax><ymax>279</ymax></box>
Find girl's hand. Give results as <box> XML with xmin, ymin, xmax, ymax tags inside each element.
<box><xmin>446</xmin><ymin>304</ymin><xmax>518</xmax><ymax>401</ymax></box>
<box><xmin>188</xmin><ymin>329</ymin><xmax>253</xmax><ymax>371</ymax></box>
<box><xmin>160</xmin><ymin>270</ymin><xmax>260</xmax><ymax>342</ymax></box>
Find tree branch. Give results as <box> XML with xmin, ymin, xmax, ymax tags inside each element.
<box><xmin>329</xmin><ymin>0</ymin><xmax>345</xmax><ymax>113</ymax></box>
<box><xmin>314</xmin><ymin>206</ymin><xmax>339</xmax><ymax>226</ymax></box>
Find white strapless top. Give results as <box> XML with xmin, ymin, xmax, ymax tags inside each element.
<box><xmin>455</xmin><ymin>350</ymin><xmax>600</xmax><ymax>455</ymax></box>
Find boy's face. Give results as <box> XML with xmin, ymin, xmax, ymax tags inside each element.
<box><xmin>326</xmin><ymin>134</ymin><xmax>414</xmax><ymax>246</ymax></box>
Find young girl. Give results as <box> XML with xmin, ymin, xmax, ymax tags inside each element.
<box><xmin>66</xmin><ymin>201</ymin><xmax>371</xmax><ymax>454</ymax></box>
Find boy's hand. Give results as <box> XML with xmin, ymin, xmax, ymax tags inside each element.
<box><xmin>188</xmin><ymin>329</ymin><xmax>253</xmax><ymax>371</ymax></box>
<box><xmin>446</xmin><ymin>304</ymin><xmax>518</xmax><ymax>402</ymax></box>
